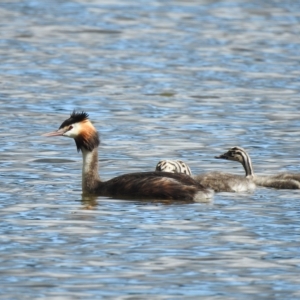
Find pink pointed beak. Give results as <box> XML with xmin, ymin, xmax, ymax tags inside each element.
<box><xmin>42</xmin><ymin>128</ymin><xmax>66</xmax><ymax>137</ymax></box>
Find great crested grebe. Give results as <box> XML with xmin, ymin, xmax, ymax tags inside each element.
<box><xmin>155</xmin><ymin>156</ymin><xmax>255</xmax><ymax>193</ymax></box>
<box><xmin>42</xmin><ymin>111</ymin><xmax>213</xmax><ymax>201</ymax></box>
<box><xmin>216</xmin><ymin>146</ymin><xmax>300</xmax><ymax>189</ymax></box>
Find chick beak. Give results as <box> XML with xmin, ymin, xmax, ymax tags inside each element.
<box><xmin>215</xmin><ymin>154</ymin><xmax>228</xmax><ymax>160</ymax></box>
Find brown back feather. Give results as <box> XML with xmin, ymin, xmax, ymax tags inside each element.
<box><xmin>95</xmin><ymin>172</ymin><xmax>204</xmax><ymax>200</ymax></box>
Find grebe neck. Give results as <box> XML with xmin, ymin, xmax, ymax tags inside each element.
<box><xmin>81</xmin><ymin>147</ymin><xmax>101</xmax><ymax>193</ymax></box>
<box><xmin>242</xmin><ymin>153</ymin><xmax>254</xmax><ymax>179</ymax></box>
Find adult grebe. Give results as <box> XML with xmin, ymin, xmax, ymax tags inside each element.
<box><xmin>155</xmin><ymin>156</ymin><xmax>255</xmax><ymax>193</ymax></box>
<box><xmin>42</xmin><ymin>111</ymin><xmax>213</xmax><ymax>201</ymax></box>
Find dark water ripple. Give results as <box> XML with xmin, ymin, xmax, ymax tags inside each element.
<box><xmin>0</xmin><ymin>0</ymin><xmax>300</xmax><ymax>299</ymax></box>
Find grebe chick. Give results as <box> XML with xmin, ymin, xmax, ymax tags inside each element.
<box><xmin>155</xmin><ymin>157</ymin><xmax>255</xmax><ymax>193</ymax></box>
<box><xmin>42</xmin><ymin>111</ymin><xmax>213</xmax><ymax>202</ymax></box>
<box><xmin>156</xmin><ymin>160</ymin><xmax>192</xmax><ymax>176</ymax></box>
<box><xmin>216</xmin><ymin>146</ymin><xmax>300</xmax><ymax>189</ymax></box>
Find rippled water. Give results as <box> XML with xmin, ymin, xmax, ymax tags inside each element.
<box><xmin>1</xmin><ymin>0</ymin><xmax>300</xmax><ymax>298</ymax></box>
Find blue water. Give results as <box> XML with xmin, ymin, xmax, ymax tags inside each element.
<box><xmin>0</xmin><ymin>0</ymin><xmax>300</xmax><ymax>299</ymax></box>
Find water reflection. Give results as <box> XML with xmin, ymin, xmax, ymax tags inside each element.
<box><xmin>81</xmin><ymin>194</ymin><xmax>98</xmax><ymax>209</ymax></box>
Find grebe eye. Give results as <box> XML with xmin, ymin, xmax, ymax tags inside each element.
<box><xmin>69</xmin><ymin>125</ymin><xmax>73</xmax><ymax>130</ymax></box>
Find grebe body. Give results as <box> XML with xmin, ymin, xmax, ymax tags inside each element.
<box><xmin>217</xmin><ymin>146</ymin><xmax>300</xmax><ymax>189</ymax></box>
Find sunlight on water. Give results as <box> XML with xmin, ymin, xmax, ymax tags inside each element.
<box><xmin>0</xmin><ymin>0</ymin><xmax>300</xmax><ymax>299</ymax></box>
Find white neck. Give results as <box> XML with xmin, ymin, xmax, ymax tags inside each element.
<box><xmin>81</xmin><ymin>148</ymin><xmax>100</xmax><ymax>193</ymax></box>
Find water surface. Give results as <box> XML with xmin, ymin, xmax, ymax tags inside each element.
<box><xmin>0</xmin><ymin>0</ymin><xmax>300</xmax><ymax>299</ymax></box>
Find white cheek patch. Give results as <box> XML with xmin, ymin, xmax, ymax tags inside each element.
<box><xmin>63</xmin><ymin>123</ymin><xmax>81</xmax><ymax>138</ymax></box>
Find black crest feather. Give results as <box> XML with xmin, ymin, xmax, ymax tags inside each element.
<box><xmin>59</xmin><ymin>111</ymin><xmax>89</xmax><ymax>129</ymax></box>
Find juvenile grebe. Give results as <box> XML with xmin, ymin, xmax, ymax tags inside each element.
<box><xmin>42</xmin><ymin>111</ymin><xmax>213</xmax><ymax>201</ymax></box>
<box><xmin>216</xmin><ymin>146</ymin><xmax>300</xmax><ymax>189</ymax></box>
<box><xmin>155</xmin><ymin>156</ymin><xmax>255</xmax><ymax>193</ymax></box>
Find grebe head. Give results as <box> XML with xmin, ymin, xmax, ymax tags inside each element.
<box><xmin>215</xmin><ymin>146</ymin><xmax>248</xmax><ymax>164</ymax></box>
<box><xmin>42</xmin><ymin>111</ymin><xmax>100</xmax><ymax>152</ymax></box>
